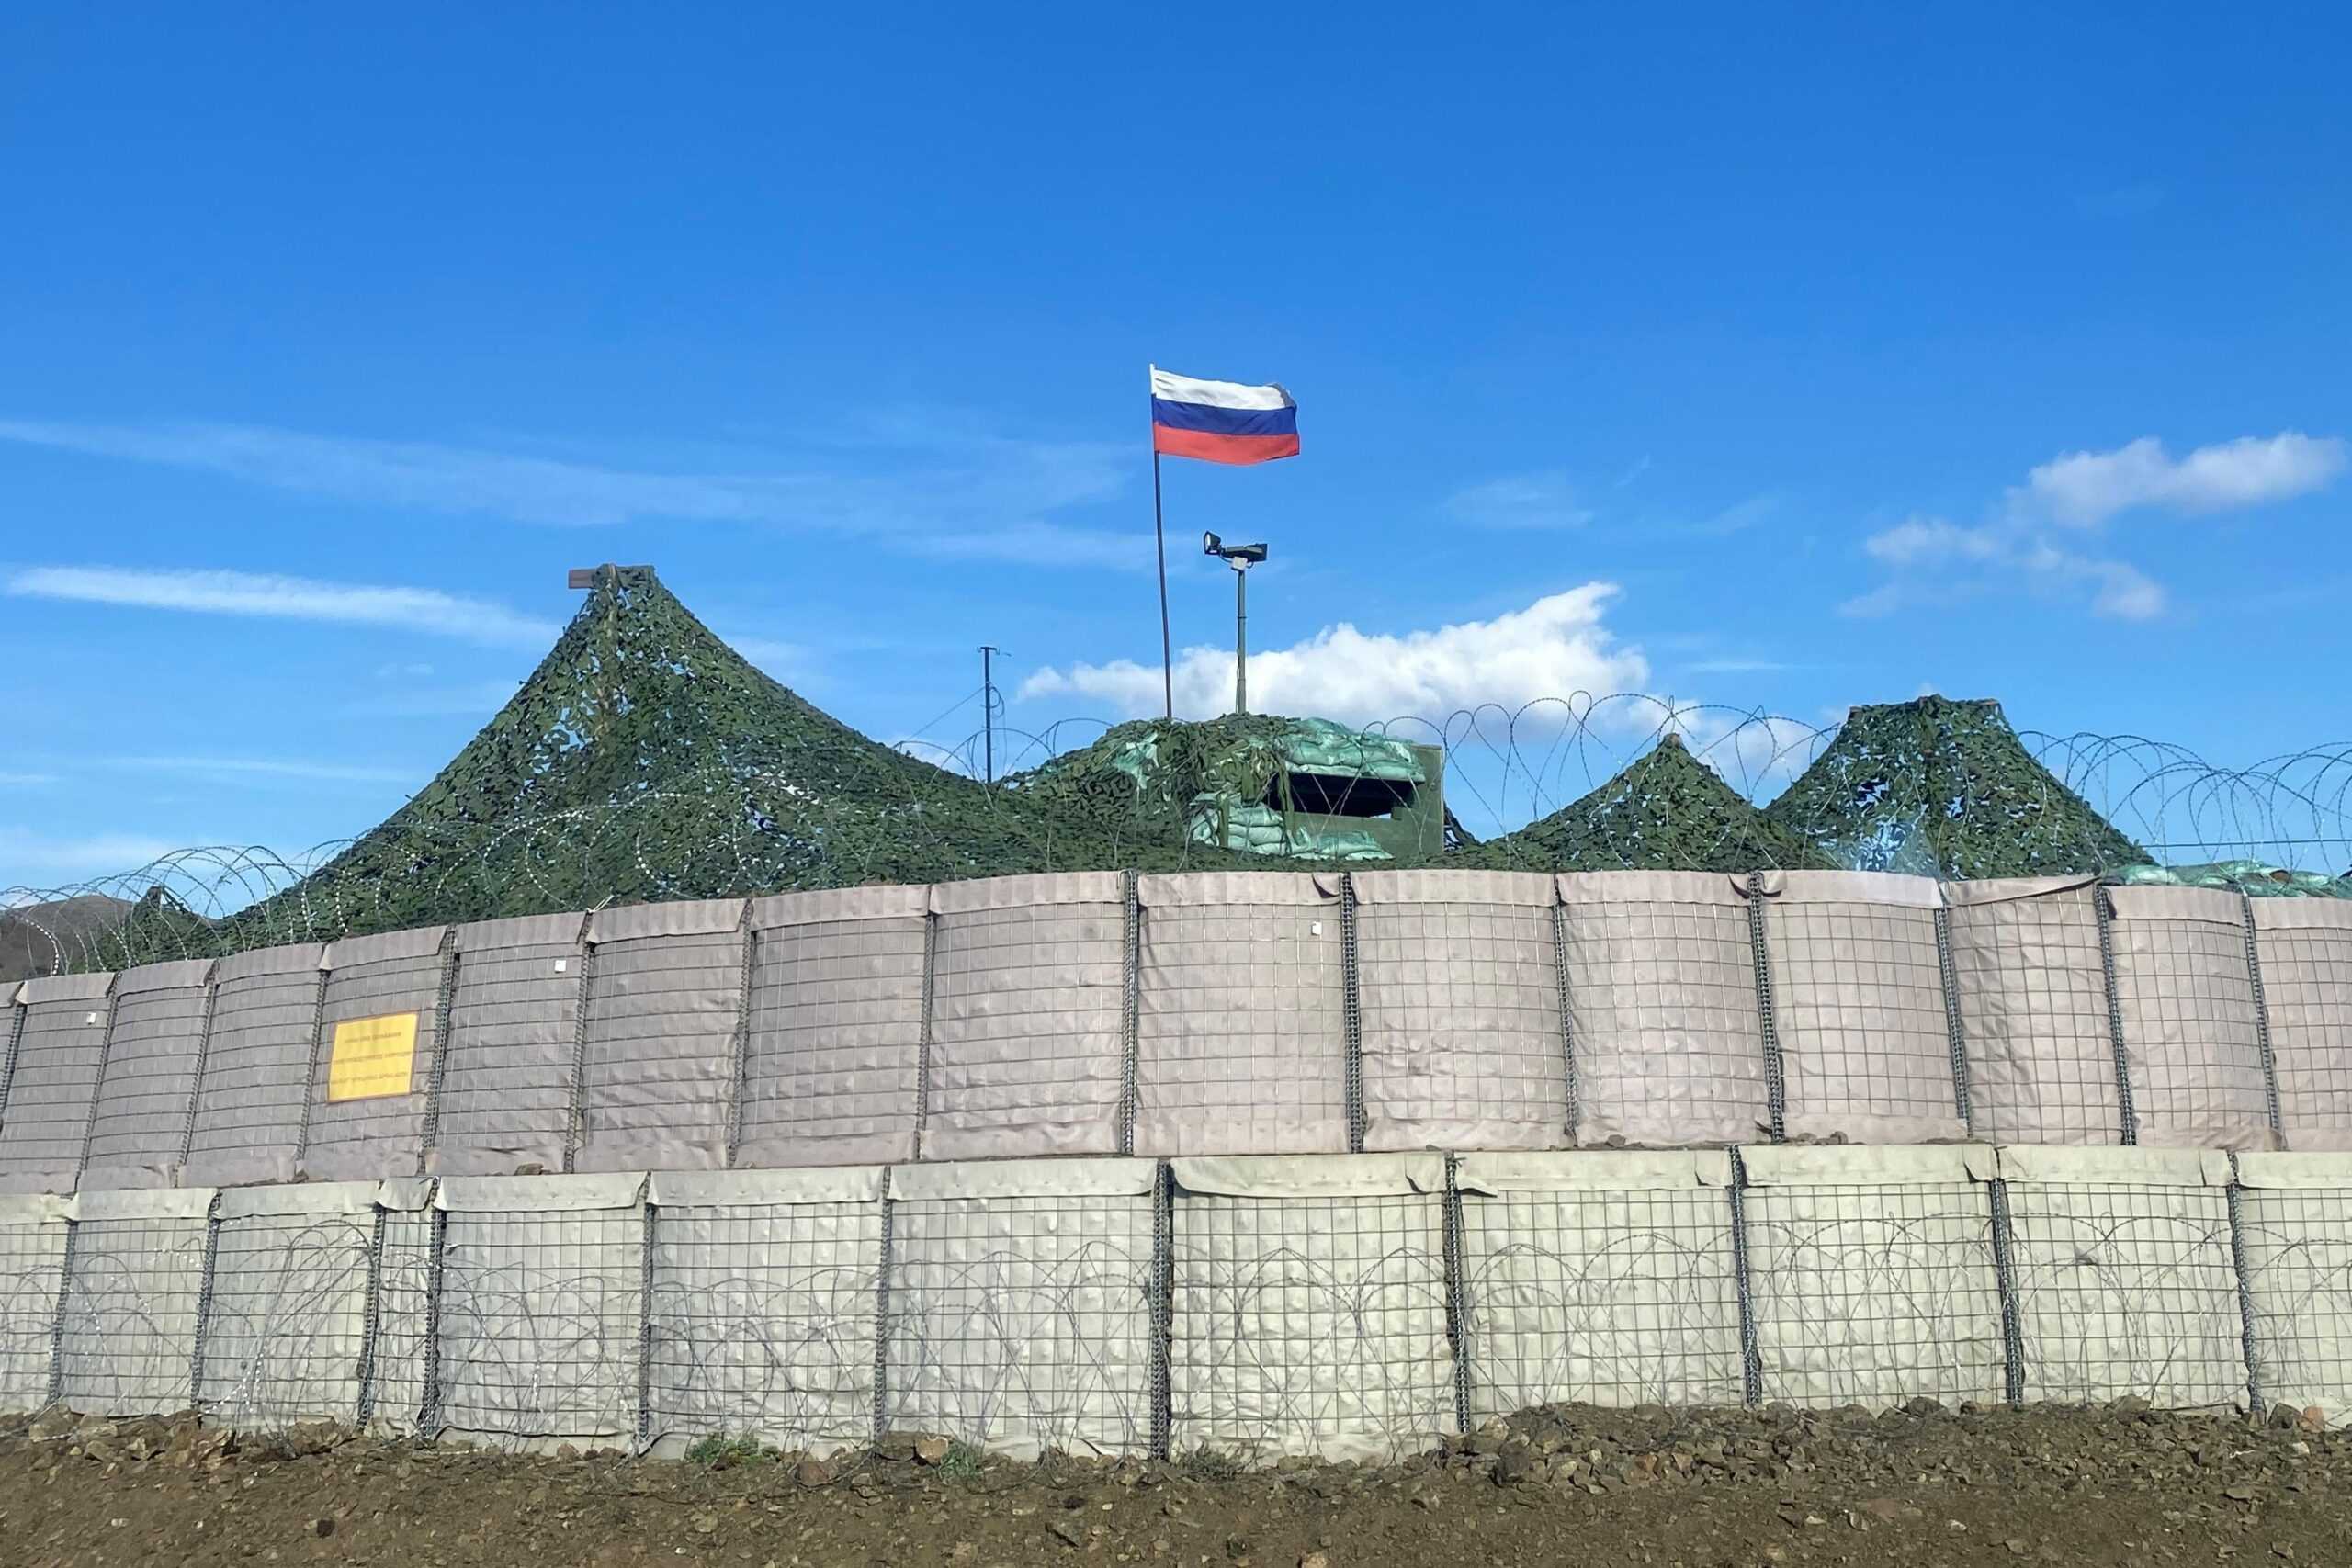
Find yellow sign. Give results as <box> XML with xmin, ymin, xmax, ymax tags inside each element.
<box><xmin>327</xmin><ymin>1012</ymin><xmax>418</xmax><ymax>1103</ymax></box>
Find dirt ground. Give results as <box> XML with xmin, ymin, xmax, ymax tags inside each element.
<box><xmin>6</xmin><ymin>1399</ymin><xmax>2352</xmax><ymax>1568</ymax></box>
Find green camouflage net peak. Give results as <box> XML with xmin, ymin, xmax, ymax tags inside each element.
<box><xmin>1763</xmin><ymin>695</ymin><xmax>2148</xmax><ymax>878</ymax></box>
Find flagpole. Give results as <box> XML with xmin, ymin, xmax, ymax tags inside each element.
<box><xmin>1153</xmin><ymin>441</ymin><xmax>1172</xmax><ymax>721</ymax></box>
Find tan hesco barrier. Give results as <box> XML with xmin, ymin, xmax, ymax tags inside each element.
<box><xmin>1353</xmin><ymin>871</ymin><xmax>1567</xmax><ymax>1153</ymax></box>
<box><xmin>925</xmin><ymin>874</ymin><xmax>1128</xmax><ymax>1160</ymax></box>
<box><xmin>1555</xmin><ymin>873</ymin><xmax>1770</xmax><ymax>1146</ymax></box>
<box><xmin>1135</xmin><ymin>874</ymin><xmax>1349</xmax><ymax>1156</ymax></box>
<box><xmin>576</xmin><ymin>901</ymin><xmax>749</xmax><ymax>1174</ymax></box>
<box><xmin>304</xmin><ymin>928</ymin><xmax>449</xmax><ymax>1181</ymax></box>
<box><xmin>1755</xmin><ymin>871</ymin><xmax>1966</xmax><ymax>1145</ymax></box>
<box><xmin>4</xmin><ymin>874</ymin><xmax>2349</xmax><ymax>1189</ymax></box>
<box><xmin>738</xmin><ymin>889</ymin><xmax>926</xmax><ymax>1169</ymax></box>
<box><xmin>82</xmin><ymin>959</ymin><xmax>213</xmax><ymax>1189</ymax></box>
<box><xmin>1942</xmin><ymin>877</ymin><xmax>2123</xmax><ymax>1145</ymax></box>
<box><xmin>58</xmin><ymin>1185</ymin><xmax>213</xmax><ymax>1415</ymax></box>
<box><xmin>2233</xmin><ymin>1152</ymin><xmax>2352</xmax><ymax>1419</ymax></box>
<box><xmin>0</xmin><ymin>1193</ymin><xmax>68</xmax><ymax>1406</ymax></box>
<box><xmin>429</xmin><ymin>914</ymin><xmax>589</xmax><ymax>1178</ymax></box>
<box><xmin>0</xmin><ymin>972</ymin><xmax>114</xmax><ymax>1192</ymax></box>
<box><xmin>2103</xmin><ymin>886</ymin><xmax>2275</xmax><ymax>1149</ymax></box>
<box><xmin>2248</xmin><ymin>901</ymin><xmax>2352</xmax><ymax>1151</ymax></box>
<box><xmin>181</xmin><ymin>943</ymin><xmax>325</xmax><ymax>1189</ymax></box>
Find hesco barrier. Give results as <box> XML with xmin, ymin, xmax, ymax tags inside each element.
<box><xmin>4</xmin><ymin>1146</ymin><xmax>2352</xmax><ymax>1459</ymax></box>
<box><xmin>6</xmin><ymin>872</ymin><xmax>2350</xmax><ymax>1194</ymax></box>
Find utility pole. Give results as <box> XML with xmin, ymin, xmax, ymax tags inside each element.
<box><xmin>979</xmin><ymin>645</ymin><xmax>998</xmax><ymax>782</ymax></box>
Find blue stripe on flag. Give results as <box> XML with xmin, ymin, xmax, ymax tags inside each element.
<box><xmin>1149</xmin><ymin>398</ymin><xmax>1299</xmax><ymax>438</ymax></box>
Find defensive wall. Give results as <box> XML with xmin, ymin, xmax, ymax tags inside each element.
<box><xmin>3</xmin><ymin>868</ymin><xmax>2351</xmax><ymax>1459</ymax></box>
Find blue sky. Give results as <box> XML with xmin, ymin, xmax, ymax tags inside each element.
<box><xmin>3</xmin><ymin>6</ymin><xmax>2348</xmax><ymax>881</ymax></box>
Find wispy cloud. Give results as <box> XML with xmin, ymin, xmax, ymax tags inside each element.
<box><xmin>2018</xmin><ymin>432</ymin><xmax>2346</xmax><ymax>525</ymax></box>
<box><xmin>1021</xmin><ymin>583</ymin><xmax>1649</xmax><ymax>723</ymax></box>
<box><xmin>0</xmin><ymin>828</ymin><xmax>198</xmax><ymax>884</ymax></box>
<box><xmin>1847</xmin><ymin>513</ymin><xmax>2164</xmax><ymax>621</ymax></box>
<box><xmin>1442</xmin><ymin>471</ymin><xmax>1593</xmax><ymax>530</ymax></box>
<box><xmin>894</xmin><ymin>519</ymin><xmax>1149</xmax><ymax>572</ymax></box>
<box><xmin>0</xmin><ymin>416</ymin><xmax>1132</xmax><ymax>560</ymax></box>
<box><xmin>6</xmin><ymin>566</ymin><xmax>560</xmax><ymax>647</ymax></box>
<box><xmin>0</xmin><ymin>773</ymin><xmax>58</xmax><ymax>787</ymax></box>
<box><xmin>105</xmin><ymin>755</ymin><xmax>418</xmax><ymax>785</ymax></box>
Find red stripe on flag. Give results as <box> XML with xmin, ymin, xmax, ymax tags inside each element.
<box><xmin>1152</xmin><ymin>426</ymin><xmax>1300</xmax><ymax>465</ymax></box>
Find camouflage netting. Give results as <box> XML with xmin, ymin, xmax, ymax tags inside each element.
<box><xmin>1460</xmin><ymin>733</ymin><xmax>1834</xmax><ymax>874</ymax></box>
<box><xmin>1761</xmin><ymin>696</ymin><xmax>2148</xmax><ymax>879</ymax></box>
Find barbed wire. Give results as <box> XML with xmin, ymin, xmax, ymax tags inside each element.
<box><xmin>4</xmin><ymin>698</ymin><xmax>2347</xmax><ymax>978</ymax></box>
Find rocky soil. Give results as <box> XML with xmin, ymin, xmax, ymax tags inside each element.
<box><xmin>6</xmin><ymin>1398</ymin><xmax>2352</xmax><ymax>1566</ymax></box>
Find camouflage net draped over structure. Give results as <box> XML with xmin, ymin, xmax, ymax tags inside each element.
<box><xmin>6</xmin><ymin>572</ymin><xmax>2351</xmax><ymax>976</ymax></box>
<box><xmin>1761</xmin><ymin>696</ymin><xmax>2148</xmax><ymax>880</ymax></box>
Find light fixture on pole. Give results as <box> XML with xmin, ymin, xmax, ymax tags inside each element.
<box><xmin>1202</xmin><ymin>531</ymin><xmax>1268</xmax><ymax>716</ymax></box>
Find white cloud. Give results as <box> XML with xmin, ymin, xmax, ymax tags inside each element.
<box><xmin>0</xmin><ymin>773</ymin><xmax>57</xmax><ymax>787</ymax></box>
<box><xmin>6</xmin><ymin>565</ymin><xmax>560</xmax><ymax>647</ymax></box>
<box><xmin>1442</xmin><ymin>471</ymin><xmax>1593</xmax><ymax>530</ymax></box>
<box><xmin>0</xmin><ymin>417</ymin><xmax>1130</xmax><ymax>561</ymax></box>
<box><xmin>1019</xmin><ymin>583</ymin><xmax>1649</xmax><ymax>724</ymax></box>
<box><xmin>0</xmin><ymin>828</ymin><xmax>194</xmax><ymax>884</ymax></box>
<box><xmin>1847</xmin><ymin>516</ymin><xmax>2165</xmax><ymax>621</ymax></box>
<box><xmin>2021</xmin><ymin>432</ymin><xmax>2346</xmax><ymax>525</ymax></box>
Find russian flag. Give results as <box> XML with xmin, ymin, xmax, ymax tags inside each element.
<box><xmin>1150</xmin><ymin>366</ymin><xmax>1299</xmax><ymax>465</ymax></box>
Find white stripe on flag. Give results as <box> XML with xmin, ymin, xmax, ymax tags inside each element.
<box><xmin>1149</xmin><ymin>365</ymin><xmax>1295</xmax><ymax>412</ymax></box>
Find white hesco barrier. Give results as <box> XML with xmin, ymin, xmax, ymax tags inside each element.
<box><xmin>0</xmin><ymin>1147</ymin><xmax>2347</xmax><ymax>1460</ymax></box>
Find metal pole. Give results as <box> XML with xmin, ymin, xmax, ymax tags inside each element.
<box><xmin>1234</xmin><ymin>565</ymin><xmax>1248</xmax><ymax>716</ymax></box>
<box><xmin>979</xmin><ymin>645</ymin><xmax>997</xmax><ymax>783</ymax></box>
<box><xmin>1153</xmin><ymin>450</ymin><xmax>1172</xmax><ymax>720</ymax></box>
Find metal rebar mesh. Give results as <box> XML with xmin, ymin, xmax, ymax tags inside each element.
<box><xmin>645</xmin><ymin>1199</ymin><xmax>879</xmax><ymax>1454</ymax></box>
<box><xmin>886</xmin><ymin>1192</ymin><xmax>1154</xmax><ymax>1456</ymax></box>
<box><xmin>2004</xmin><ymin>1179</ymin><xmax>2247</xmax><ymax>1407</ymax></box>
<box><xmin>1741</xmin><ymin>1180</ymin><xmax>2006</xmax><ymax>1408</ymax></box>
<box><xmin>1170</xmin><ymin>1189</ymin><xmax>1452</xmax><ymax>1459</ymax></box>
<box><xmin>0</xmin><ymin>1218</ymin><xmax>69</xmax><ymax>1410</ymax></box>
<box><xmin>2234</xmin><ymin>1179</ymin><xmax>2352</xmax><ymax>1418</ymax></box>
<box><xmin>1458</xmin><ymin>1183</ymin><xmax>1742</xmax><ymax>1416</ymax></box>
<box><xmin>435</xmin><ymin>1205</ymin><xmax>646</xmax><ymax>1444</ymax></box>
<box><xmin>197</xmin><ymin>1212</ymin><xmax>371</xmax><ymax>1428</ymax></box>
<box><xmin>58</xmin><ymin>1213</ymin><xmax>209</xmax><ymax>1415</ymax></box>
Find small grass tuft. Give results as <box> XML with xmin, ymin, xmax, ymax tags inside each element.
<box><xmin>684</xmin><ymin>1433</ymin><xmax>768</xmax><ymax>1469</ymax></box>
<box><xmin>938</xmin><ymin>1440</ymin><xmax>983</xmax><ymax>1479</ymax></box>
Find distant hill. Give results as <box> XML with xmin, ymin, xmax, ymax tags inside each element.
<box><xmin>0</xmin><ymin>893</ymin><xmax>134</xmax><ymax>984</ymax></box>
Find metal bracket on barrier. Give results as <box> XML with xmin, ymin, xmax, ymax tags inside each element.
<box><xmin>1118</xmin><ymin>872</ymin><xmax>1142</xmax><ymax>1158</ymax></box>
<box><xmin>871</xmin><ymin>1191</ymin><xmax>895</xmax><ymax>1443</ymax></box>
<box><xmin>0</xmin><ymin>994</ymin><xmax>29</xmax><ymax>1134</ymax></box>
<box><xmin>562</xmin><ymin>919</ymin><xmax>598</xmax><ymax>1175</ymax></box>
<box><xmin>2239</xmin><ymin>895</ymin><xmax>2285</xmax><ymax>1142</ymax></box>
<box><xmin>1726</xmin><ymin>1147</ymin><xmax>1762</xmax><ymax>1405</ymax></box>
<box><xmin>70</xmin><ymin>979</ymin><xmax>123</xmax><ymax>1184</ymax></box>
<box><xmin>417</xmin><ymin>931</ymin><xmax>461</xmax><ymax>1177</ymax></box>
<box><xmin>1987</xmin><ymin>1177</ymin><xmax>2028</xmax><ymax>1408</ymax></box>
<box><xmin>723</xmin><ymin>908</ymin><xmax>758</xmax><ymax>1168</ymax></box>
<box><xmin>292</xmin><ymin>965</ymin><xmax>331</xmax><ymax>1165</ymax></box>
<box><xmin>2094</xmin><ymin>888</ymin><xmax>2141</xmax><ymax>1145</ymax></box>
<box><xmin>635</xmin><ymin>1201</ymin><xmax>658</xmax><ymax>1454</ymax></box>
<box><xmin>1341</xmin><ymin>874</ymin><xmax>1366</xmax><ymax>1154</ymax></box>
<box><xmin>187</xmin><ymin>1192</ymin><xmax>224</xmax><ymax>1416</ymax></box>
<box><xmin>1933</xmin><ymin>907</ymin><xmax>1973</xmax><ymax>1131</ymax></box>
<box><xmin>2225</xmin><ymin>1151</ymin><xmax>2267</xmax><ymax>1416</ymax></box>
<box><xmin>1552</xmin><ymin>901</ymin><xmax>1580</xmax><ymax>1145</ymax></box>
<box><xmin>1148</xmin><ymin>1158</ymin><xmax>1173</xmax><ymax>1460</ymax></box>
<box><xmin>46</xmin><ymin>1217</ymin><xmax>78</xmax><ymax>1410</ymax></box>
<box><xmin>1442</xmin><ymin>1153</ymin><xmax>1473</xmax><ymax>1436</ymax></box>
<box><xmin>1743</xmin><ymin>874</ymin><xmax>1787</xmax><ymax>1142</ymax></box>
<box><xmin>354</xmin><ymin>1205</ymin><xmax>389</xmax><ymax>1427</ymax></box>
<box><xmin>176</xmin><ymin>978</ymin><xmax>220</xmax><ymax>1171</ymax></box>
<box><xmin>914</xmin><ymin>912</ymin><xmax>938</xmax><ymax>1162</ymax></box>
<box><xmin>419</xmin><ymin>1205</ymin><xmax>448</xmax><ymax>1435</ymax></box>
